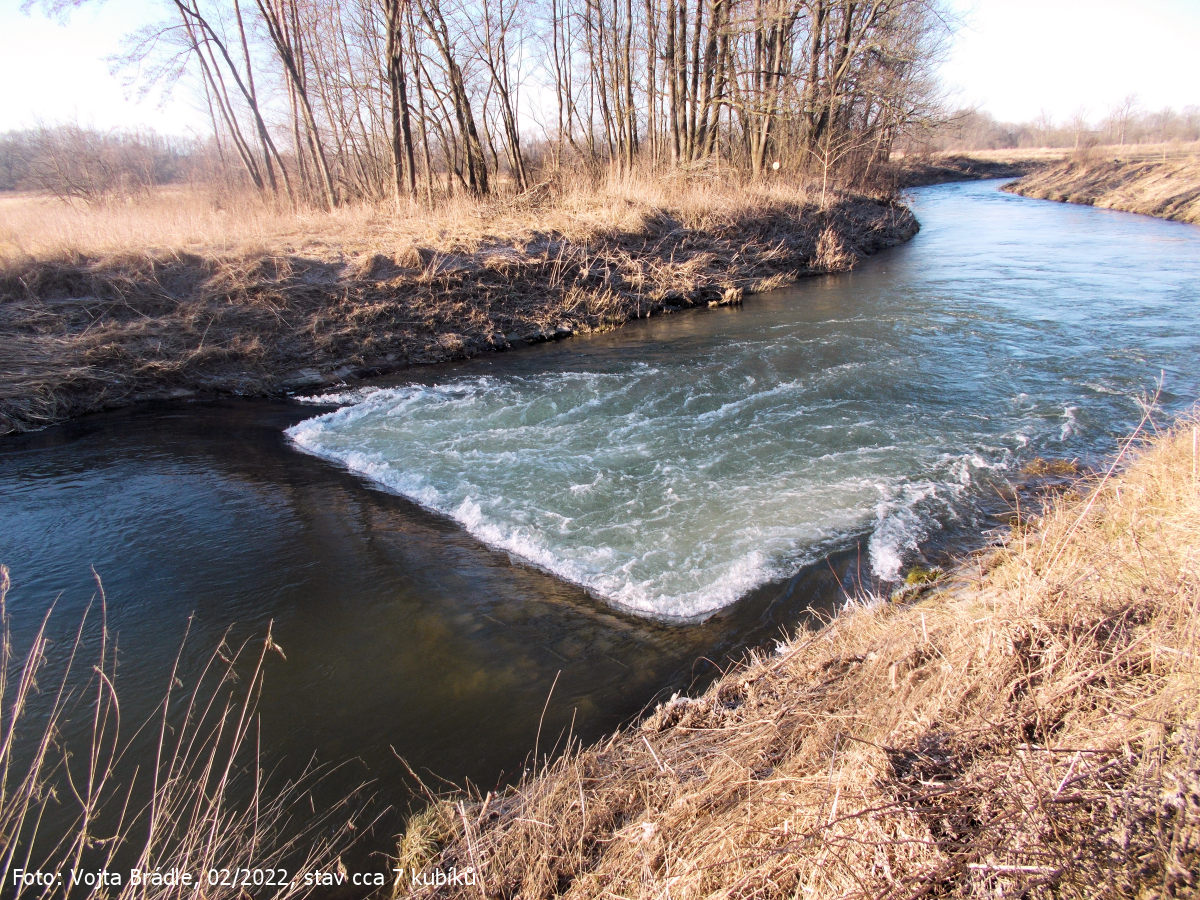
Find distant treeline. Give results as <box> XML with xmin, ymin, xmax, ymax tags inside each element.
<box><xmin>0</xmin><ymin>126</ymin><xmax>200</xmax><ymax>202</ymax></box>
<box><xmin>918</xmin><ymin>103</ymin><xmax>1200</xmax><ymax>152</ymax></box>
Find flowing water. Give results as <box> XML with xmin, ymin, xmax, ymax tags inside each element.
<box><xmin>2</xmin><ymin>179</ymin><xmax>1199</xmax><ymax>851</ymax></box>
<box><xmin>289</xmin><ymin>180</ymin><xmax>1200</xmax><ymax>620</ymax></box>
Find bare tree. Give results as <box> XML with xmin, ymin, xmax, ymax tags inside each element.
<box><xmin>23</xmin><ymin>0</ymin><xmax>952</xmax><ymax>206</ymax></box>
<box><xmin>384</xmin><ymin>0</ymin><xmax>418</xmax><ymax>201</ymax></box>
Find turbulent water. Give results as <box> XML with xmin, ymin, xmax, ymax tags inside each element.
<box><xmin>288</xmin><ymin>180</ymin><xmax>1200</xmax><ymax>621</ymax></box>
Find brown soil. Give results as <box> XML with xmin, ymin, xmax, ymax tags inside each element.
<box><xmin>393</xmin><ymin>414</ymin><xmax>1200</xmax><ymax>899</ymax></box>
<box><xmin>1005</xmin><ymin>146</ymin><xmax>1200</xmax><ymax>223</ymax></box>
<box><xmin>0</xmin><ymin>192</ymin><xmax>915</xmax><ymax>435</ymax></box>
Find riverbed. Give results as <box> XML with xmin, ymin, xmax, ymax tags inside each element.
<box><xmin>2</xmin><ymin>179</ymin><xmax>1198</xmax><ymax>854</ymax></box>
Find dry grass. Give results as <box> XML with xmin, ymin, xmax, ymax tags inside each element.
<box><xmin>889</xmin><ymin>152</ymin><xmax>1045</xmax><ymax>188</ymax></box>
<box><xmin>0</xmin><ymin>188</ymin><xmax>325</xmax><ymax>262</ymax></box>
<box><xmin>1005</xmin><ymin>144</ymin><xmax>1200</xmax><ymax>224</ymax></box>
<box><xmin>969</xmin><ymin>143</ymin><xmax>1200</xmax><ymax>166</ymax></box>
<box><xmin>0</xmin><ymin>175</ymin><xmax>917</xmax><ymax>434</ymax></box>
<box><xmin>896</xmin><ymin>143</ymin><xmax>1200</xmax><ymax>168</ymax></box>
<box><xmin>0</xmin><ymin>174</ymin><xmax>874</xmax><ymax>268</ymax></box>
<box><xmin>0</xmin><ymin>567</ymin><xmax>367</xmax><ymax>899</ymax></box>
<box><xmin>393</xmin><ymin>411</ymin><xmax>1200</xmax><ymax>899</ymax></box>
<box><xmin>893</xmin><ymin>143</ymin><xmax>1200</xmax><ymax>193</ymax></box>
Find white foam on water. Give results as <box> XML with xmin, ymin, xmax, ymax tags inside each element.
<box><xmin>295</xmin><ymin>386</ymin><xmax>387</xmax><ymax>405</ymax></box>
<box><xmin>870</xmin><ymin>448</ymin><xmax>1016</xmax><ymax>581</ymax></box>
<box><xmin>1060</xmin><ymin>405</ymin><xmax>1080</xmax><ymax>441</ymax></box>
<box><xmin>286</xmin><ymin>365</ymin><xmax>1023</xmax><ymax>621</ymax></box>
<box><xmin>1080</xmin><ymin>381</ymin><xmax>1126</xmax><ymax>397</ymax></box>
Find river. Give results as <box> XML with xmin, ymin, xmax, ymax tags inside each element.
<box><xmin>2</xmin><ymin>179</ymin><xmax>1198</xmax><ymax>859</ymax></box>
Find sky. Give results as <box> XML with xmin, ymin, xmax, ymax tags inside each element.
<box><xmin>0</xmin><ymin>0</ymin><xmax>1197</xmax><ymax>137</ymax></box>
<box><xmin>938</xmin><ymin>0</ymin><xmax>1200</xmax><ymax>122</ymax></box>
<box><xmin>0</xmin><ymin>0</ymin><xmax>207</xmax><ymax>136</ymax></box>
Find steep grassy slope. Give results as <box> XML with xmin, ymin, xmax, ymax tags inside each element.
<box><xmin>1007</xmin><ymin>147</ymin><xmax>1200</xmax><ymax>224</ymax></box>
<box><xmin>396</xmin><ymin>413</ymin><xmax>1200</xmax><ymax>899</ymax></box>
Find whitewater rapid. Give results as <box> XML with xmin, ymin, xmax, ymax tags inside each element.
<box><xmin>286</xmin><ymin>182</ymin><xmax>1200</xmax><ymax>621</ymax></box>
<box><xmin>287</xmin><ymin>366</ymin><xmax>1016</xmax><ymax>620</ymax></box>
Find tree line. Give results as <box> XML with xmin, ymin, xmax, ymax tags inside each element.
<box><xmin>0</xmin><ymin>126</ymin><xmax>195</xmax><ymax>201</ymax></box>
<box><xmin>918</xmin><ymin>103</ymin><xmax>1200</xmax><ymax>153</ymax></box>
<box><xmin>76</xmin><ymin>0</ymin><xmax>945</xmax><ymax>206</ymax></box>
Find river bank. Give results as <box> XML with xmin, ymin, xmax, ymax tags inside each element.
<box><xmin>0</xmin><ymin>179</ymin><xmax>916</xmax><ymax>436</ymax></box>
<box><xmin>394</xmin><ymin>410</ymin><xmax>1200</xmax><ymax>898</ymax></box>
<box><xmin>890</xmin><ymin>151</ymin><xmax>1044</xmax><ymax>187</ymax></box>
<box><xmin>1004</xmin><ymin>143</ymin><xmax>1200</xmax><ymax>223</ymax></box>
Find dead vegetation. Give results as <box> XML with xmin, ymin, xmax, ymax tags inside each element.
<box><xmin>0</xmin><ymin>567</ymin><xmax>367</xmax><ymax>899</ymax></box>
<box><xmin>1020</xmin><ymin>456</ymin><xmax>1080</xmax><ymax>477</ymax></box>
<box><xmin>1005</xmin><ymin>144</ymin><xmax>1200</xmax><ymax>224</ymax></box>
<box><xmin>393</xmin><ymin>411</ymin><xmax>1200</xmax><ymax>899</ymax></box>
<box><xmin>889</xmin><ymin>152</ymin><xmax>1046</xmax><ymax>188</ymax></box>
<box><xmin>0</xmin><ymin>178</ymin><xmax>916</xmax><ymax>435</ymax></box>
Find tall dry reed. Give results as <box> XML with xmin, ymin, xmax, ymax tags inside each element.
<box><xmin>0</xmin><ymin>566</ymin><xmax>366</xmax><ymax>899</ymax></box>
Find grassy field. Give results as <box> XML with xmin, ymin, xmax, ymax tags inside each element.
<box><xmin>394</xmin><ymin>411</ymin><xmax>1200</xmax><ymax>898</ymax></box>
<box><xmin>1003</xmin><ymin>143</ymin><xmax>1200</xmax><ymax>223</ymax></box>
<box><xmin>0</xmin><ymin>175</ymin><xmax>916</xmax><ymax>435</ymax></box>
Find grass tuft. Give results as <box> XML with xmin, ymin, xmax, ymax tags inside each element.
<box><xmin>392</xmin><ymin>410</ymin><xmax>1200</xmax><ymax>899</ymax></box>
<box><xmin>0</xmin><ymin>568</ymin><xmax>367</xmax><ymax>899</ymax></box>
<box><xmin>1021</xmin><ymin>456</ymin><xmax>1080</xmax><ymax>477</ymax></box>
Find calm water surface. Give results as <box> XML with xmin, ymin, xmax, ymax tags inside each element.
<box><xmin>2</xmin><ymin>180</ymin><xmax>1198</xmax><ymax>847</ymax></box>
